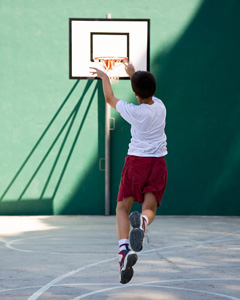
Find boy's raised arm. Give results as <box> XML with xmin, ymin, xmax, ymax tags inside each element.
<box><xmin>124</xmin><ymin>62</ymin><xmax>135</xmax><ymax>78</ymax></box>
<box><xmin>89</xmin><ymin>67</ymin><xmax>119</xmax><ymax>110</ymax></box>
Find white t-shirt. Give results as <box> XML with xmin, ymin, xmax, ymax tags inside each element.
<box><xmin>116</xmin><ymin>96</ymin><xmax>168</xmax><ymax>157</ymax></box>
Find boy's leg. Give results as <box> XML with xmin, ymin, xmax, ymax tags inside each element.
<box><xmin>116</xmin><ymin>197</ymin><xmax>137</xmax><ymax>284</ymax></box>
<box><xmin>116</xmin><ymin>196</ymin><xmax>134</xmax><ymax>240</ymax></box>
<box><xmin>129</xmin><ymin>192</ymin><xmax>158</xmax><ymax>252</ymax></box>
<box><xmin>142</xmin><ymin>192</ymin><xmax>158</xmax><ymax>225</ymax></box>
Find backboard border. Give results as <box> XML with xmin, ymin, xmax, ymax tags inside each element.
<box><xmin>69</xmin><ymin>18</ymin><xmax>150</xmax><ymax>80</ymax></box>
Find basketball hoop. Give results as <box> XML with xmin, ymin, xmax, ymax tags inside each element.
<box><xmin>94</xmin><ymin>56</ymin><xmax>128</xmax><ymax>84</ymax></box>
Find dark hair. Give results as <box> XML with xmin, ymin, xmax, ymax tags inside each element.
<box><xmin>131</xmin><ymin>71</ymin><xmax>156</xmax><ymax>99</ymax></box>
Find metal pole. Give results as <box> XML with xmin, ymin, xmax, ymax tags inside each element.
<box><xmin>105</xmin><ymin>13</ymin><xmax>112</xmax><ymax>215</ymax></box>
<box><xmin>105</xmin><ymin>103</ymin><xmax>110</xmax><ymax>216</ymax></box>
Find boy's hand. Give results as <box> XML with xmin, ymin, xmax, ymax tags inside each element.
<box><xmin>124</xmin><ymin>61</ymin><xmax>135</xmax><ymax>78</ymax></box>
<box><xmin>89</xmin><ymin>67</ymin><xmax>108</xmax><ymax>80</ymax></box>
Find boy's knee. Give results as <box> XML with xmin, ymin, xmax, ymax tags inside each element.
<box><xmin>143</xmin><ymin>192</ymin><xmax>158</xmax><ymax>210</ymax></box>
<box><xmin>116</xmin><ymin>202</ymin><xmax>127</xmax><ymax>214</ymax></box>
<box><xmin>116</xmin><ymin>197</ymin><xmax>134</xmax><ymax>214</ymax></box>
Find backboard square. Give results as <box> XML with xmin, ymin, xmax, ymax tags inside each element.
<box><xmin>69</xmin><ymin>18</ymin><xmax>150</xmax><ymax>79</ymax></box>
<box><xmin>90</xmin><ymin>33</ymin><xmax>129</xmax><ymax>62</ymax></box>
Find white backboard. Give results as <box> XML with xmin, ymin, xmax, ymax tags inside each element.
<box><xmin>69</xmin><ymin>18</ymin><xmax>150</xmax><ymax>79</ymax></box>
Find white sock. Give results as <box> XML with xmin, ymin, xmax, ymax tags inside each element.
<box><xmin>118</xmin><ymin>238</ymin><xmax>129</xmax><ymax>251</ymax></box>
<box><xmin>142</xmin><ymin>215</ymin><xmax>149</xmax><ymax>225</ymax></box>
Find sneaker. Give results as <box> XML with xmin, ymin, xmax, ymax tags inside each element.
<box><xmin>129</xmin><ymin>211</ymin><xmax>147</xmax><ymax>252</ymax></box>
<box><xmin>118</xmin><ymin>247</ymin><xmax>138</xmax><ymax>284</ymax></box>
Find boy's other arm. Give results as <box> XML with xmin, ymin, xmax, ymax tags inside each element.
<box><xmin>89</xmin><ymin>67</ymin><xmax>119</xmax><ymax>110</ymax></box>
<box><xmin>124</xmin><ymin>61</ymin><xmax>135</xmax><ymax>78</ymax></box>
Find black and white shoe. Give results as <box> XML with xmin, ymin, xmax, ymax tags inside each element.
<box><xmin>129</xmin><ymin>211</ymin><xmax>147</xmax><ymax>252</ymax></box>
<box><xmin>118</xmin><ymin>247</ymin><xmax>138</xmax><ymax>284</ymax></box>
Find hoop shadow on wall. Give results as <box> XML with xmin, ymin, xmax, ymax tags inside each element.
<box><xmin>152</xmin><ymin>1</ymin><xmax>240</xmax><ymax>215</ymax></box>
<box><xmin>60</xmin><ymin>83</ymin><xmax>106</xmax><ymax>215</ymax></box>
<box><xmin>0</xmin><ymin>80</ymin><xmax>100</xmax><ymax>215</ymax></box>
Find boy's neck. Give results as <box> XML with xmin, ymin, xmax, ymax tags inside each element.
<box><xmin>138</xmin><ymin>96</ymin><xmax>154</xmax><ymax>105</ymax></box>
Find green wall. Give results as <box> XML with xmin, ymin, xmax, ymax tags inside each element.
<box><xmin>0</xmin><ymin>0</ymin><xmax>239</xmax><ymax>215</ymax></box>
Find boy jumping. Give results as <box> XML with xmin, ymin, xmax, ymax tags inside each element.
<box><xmin>90</xmin><ymin>63</ymin><xmax>167</xmax><ymax>284</ymax></box>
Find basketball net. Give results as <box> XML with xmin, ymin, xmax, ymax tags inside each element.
<box><xmin>94</xmin><ymin>56</ymin><xmax>127</xmax><ymax>84</ymax></box>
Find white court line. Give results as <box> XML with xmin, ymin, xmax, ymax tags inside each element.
<box><xmin>0</xmin><ymin>284</ymin><xmax>117</xmax><ymax>294</ymax></box>
<box><xmin>14</xmin><ymin>233</ymin><xmax>238</xmax><ymax>300</ymax></box>
<box><xmin>27</xmin><ymin>257</ymin><xmax>116</xmax><ymax>300</ymax></box>
<box><xmin>0</xmin><ymin>239</ymin><xmax>7</xmax><ymax>244</ymax></box>
<box><xmin>27</xmin><ymin>235</ymin><xmax>239</xmax><ymax>300</ymax></box>
<box><xmin>26</xmin><ymin>234</ymin><xmax>239</xmax><ymax>300</ymax></box>
<box><xmin>0</xmin><ymin>283</ymin><xmax>118</xmax><ymax>293</ymax></box>
<box><xmin>142</xmin><ymin>232</ymin><xmax>240</xmax><ymax>255</ymax></box>
<box><xmin>71</xmin><ymin>281</ymin><xmax>240</xmax><ymax>300</ymax></box>
<box><xmin>5</xmin><ymin>230</ymin><xmax>240</xmax><ymax>255</ymax></box>
<box><xmin>1</xmin><ymin>278</ymin><xmax>239</xmax><ymax>294</ymax></box>
<box><xmin>0</xmin><ymin>286</ymin><xmax>42</xmax><ymax>293</ymax></box>
<box><xmin>144</xmin><ymin>285</ymin><xmax>240</xmax><ymax>300</ymax></box>
<box><xmin>4</xmin><ymin>233</ymin><xmax>84</xmax><ymax>255</ymax></box>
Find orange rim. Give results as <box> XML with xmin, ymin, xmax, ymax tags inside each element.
<box><xmin>94</xmin><ymin>56</ymin><xmax>128</xmax><ymax>70</ymax></box>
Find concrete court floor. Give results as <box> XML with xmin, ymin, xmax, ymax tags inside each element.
<box><xmin>0</xmin><ymin>215</ymin><xmax>239</xmax><ymax>300</ymax></box>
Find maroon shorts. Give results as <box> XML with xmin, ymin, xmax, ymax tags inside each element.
<box><xmin>117</xmin><ymin>155</ymin><xmax>167</xmax><ymax>207</ymax></box>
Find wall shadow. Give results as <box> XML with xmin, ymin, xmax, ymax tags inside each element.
<box><xmin>0</xmin><ymin>199</ymin><xmax>53</xmax><ymax>215</ymax></box>
<box><xmin>60</xmin><ymin>81</ymin><xmax>105</xmax><ymax>215</ymax></box>
<box><xmin>0</xmin><ymin>80</ymin><xmax>96</xmax><ymax>215</ymax></box>
<box><xmin>152</xmin><ymin>0</ymin><xmax>240</xmax><ymax>215</ymax></box>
